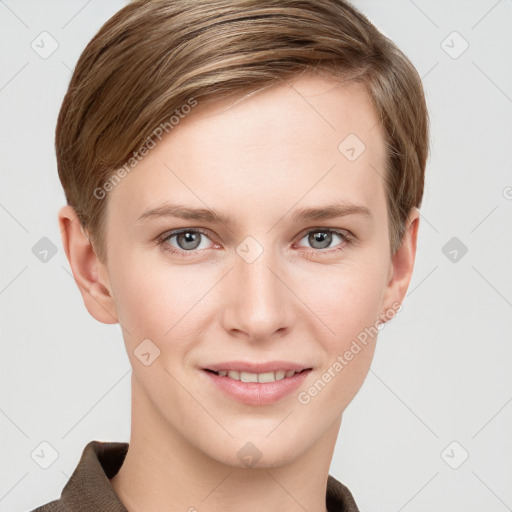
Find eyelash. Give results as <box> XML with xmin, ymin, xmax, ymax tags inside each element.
<box><xmin>157</xmin><ymin>227</ymin><xmax>354</xmax><ymax>257</ymax></box>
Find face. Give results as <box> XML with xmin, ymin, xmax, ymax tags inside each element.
<box><xmin>68</xmin><ymin>73</ymin><xmax>417</xmax><ymax>468</ymax></box>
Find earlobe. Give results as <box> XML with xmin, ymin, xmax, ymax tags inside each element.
<box><xmin>58</xmin><ymin>205</ymin><xmax>119</xmax><ymax>325</ymax></box>
<box><xmin>380</xmin><ymin>207</ymin><xmax>420</xmax><ymax>323</ymax></box>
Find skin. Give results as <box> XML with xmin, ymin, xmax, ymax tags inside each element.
<box><xmin>59</xmin><ymin>73</ymin><xmax>419</xmax><ymax>512</ymax></box>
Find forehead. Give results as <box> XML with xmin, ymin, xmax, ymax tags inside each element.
<box><xmin>107</xmin><ymin>74</ymin><xmax>387</xmax><ymax>225</ymax></box>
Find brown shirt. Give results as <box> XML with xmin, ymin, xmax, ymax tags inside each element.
<box><xmin>30</xmin><ymin>440</ymin><xmax>360</xmax><ymax>512</ymax></box>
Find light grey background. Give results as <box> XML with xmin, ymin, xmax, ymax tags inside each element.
<box><xmin>1</xmin><ymin>1</ymin><xmax>511</xmax><ymax>511</ymax></box>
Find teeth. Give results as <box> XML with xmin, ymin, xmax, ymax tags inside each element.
<box><xmin>215</xmin><ymin>370</ymin><xmax>302</xmax><ymax>382</ymax></box>
<box><xmin>241</xmin><ymin>371</ymin><xmax>259</xmax><ymax>383</ymax></box>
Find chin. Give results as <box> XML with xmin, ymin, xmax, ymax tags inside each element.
<box><xmin>202</xmin><ymin>432</ymin><xmax>306</xmax><ymax>469</ymax></box>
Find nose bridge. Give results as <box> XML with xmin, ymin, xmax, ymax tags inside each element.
<box><xmin>222</xmin><ymin>237</ymin><xmax>293</xmax><ymax>340</ymax></box>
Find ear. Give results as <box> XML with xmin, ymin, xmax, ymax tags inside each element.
<box><xmin>58</xmin><ymin>205</ymin><xmax>119</xmax><ymax>324</ymax></box>
<box><xmin>380</xmin><ymin>207</ymin><xmax>420</xmax><ymax>323</ymax></box>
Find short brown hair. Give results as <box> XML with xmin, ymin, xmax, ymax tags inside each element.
<box><xmin>56</xmin><ymin>0</ymin><xmax>429</xmax><ymax>263</ymax></box>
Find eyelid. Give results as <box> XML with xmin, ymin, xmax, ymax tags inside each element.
<box><xmin>296</xmin><ymin>226</ymin><xmax>352</xmax><ymax>240</ymax></box>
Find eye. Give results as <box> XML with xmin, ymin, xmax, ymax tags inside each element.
<box><xmin>158</xmin><ymin>228</ymin><xmax>215</xmax><ymax>255</ymax></box>
<box><xmin>157</xmin><ymin>227</ymin><xmax>353</xmax><ymax>258</ymax></box>
<box><xmin>296</xmin><ymin>228</ymin><xmax>352</xmax><ymax>253</ymax></box>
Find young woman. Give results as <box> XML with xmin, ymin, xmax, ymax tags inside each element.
<box><xmin>32</xmin><ymin>1</ymin><xmax>429</xmax><ymax>510</ymax></box>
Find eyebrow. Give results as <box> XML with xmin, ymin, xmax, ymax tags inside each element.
<box><xmin>136</xmin><ymin>201</ymin><xmax>372</xmax><ymax>225</ymax></box>
<box><xmin>291</xmin><ymin>203</ymin><xmax>372</xmax><ymax>222</ymax></box>
<box><xmin>136</xmin><ymin>203</ymin><xmax>233</xmax><ymax>224</ymax></box>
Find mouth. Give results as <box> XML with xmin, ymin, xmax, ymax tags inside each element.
<box><xmin>201</xmin><ymin>366</ymin><xmax>313</xmax><ymax>406</ymax></box>
<box><xmin>203</xmin><ymin>368</ymin><xmax>312</xmax><ymax>383</ymax></box>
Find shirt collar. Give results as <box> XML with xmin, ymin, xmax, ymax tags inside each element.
<box><xmin>43</xmin><ymin>440</ymin><xmax>359</xmax><ymax>511</ymax></box>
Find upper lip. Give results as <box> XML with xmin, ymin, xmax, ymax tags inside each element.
<box><xmin>203</xmin><ymin>361</ymin><xmax>312</xmax><ymax>373</ymax></box>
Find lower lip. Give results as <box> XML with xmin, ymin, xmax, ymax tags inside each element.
<box><xmin>201</xmin><ymin>369</ymin><xmax>312</xmax><ymax>406</ymax></box>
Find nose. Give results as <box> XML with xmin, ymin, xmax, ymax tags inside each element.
<box><xmin>221</xmin><ymin>245</ymin><xmax>295</xmax><ymax>342</ymax></box>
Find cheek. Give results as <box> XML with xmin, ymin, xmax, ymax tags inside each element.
<box><xmin>293</xmin><ymin>260</ymin><xmax>386</xmax><ymax>400</ymax></box>
<box><xmin>299</xmin><ymin>267</ymin><xmax>383</xmax><ymax>411</ymax></box>
<box><xmin>109</xmin><ymin>255</ymin><xmax>216</xmax><ymax>354</ymax></box>
<box><xmin>297</xmin><ymin>257</ymin><xmax>387</xmax><ymax>339</ymax></box>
